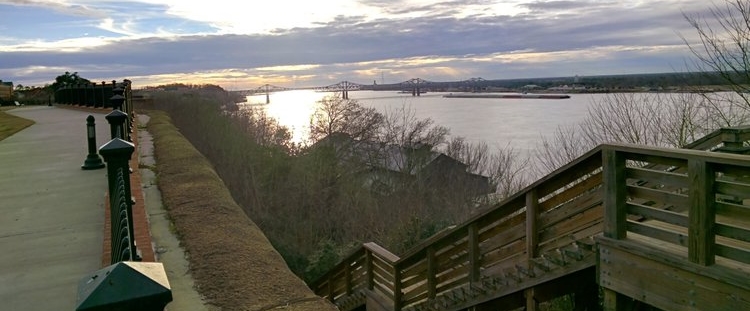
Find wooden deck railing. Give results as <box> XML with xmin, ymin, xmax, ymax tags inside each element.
<box><xmin>312</xmin><ymin>126</ymin><xmax>750</xmax><ymax>311</ymax></box>
<box><xmin>597</xmin><ymin>143</ymin><xmax>750</xmax><ymax>310</ymax></box>
<box><xmin>683</xmin><ymin>125</ymin><xmax>750</xmax><ymax>153</ymax></box>
<box><xmin>312</xmin><ymin>144</ymin><xmax>606</xmax><ymax>310</ymax></box>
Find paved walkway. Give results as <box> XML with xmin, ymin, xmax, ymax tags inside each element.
<box><xmin>0</xmin><ymin>106</ymin><xmax>110</xmax><ymax>310</ymax></box>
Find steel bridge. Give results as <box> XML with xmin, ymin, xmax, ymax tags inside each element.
<box><xmin>234</xmin><ymin>78</ymin><xmax>494</xmax><ymax>103</ymax></box>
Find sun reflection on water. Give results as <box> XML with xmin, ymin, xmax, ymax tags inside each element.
<box><xmin>244</xmin><ymin>90</ymin><xmax>330</xmax><ymax>145</ymax></box>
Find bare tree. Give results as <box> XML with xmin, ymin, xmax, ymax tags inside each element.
<box><xmin>379</xmin><ymin>105</ymin><xmax>449</xmax><ymax>148</ymax></box>
<box><xmin>682</xmin><ymin>0</ymin><xmax>750</xmax><ymax>108</ymax></box>
<box><xmin>309</xmin><ymin>94</ymin><xmax>384</xmax><ymax>143</ymax></box>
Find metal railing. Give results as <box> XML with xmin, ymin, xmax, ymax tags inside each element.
<box><xmin>76</xmin><ymin>88</ymin><xmax>171</xmax><ymax>310</ymax></box>
<box><xmin>99</xmin><ymin>138</ymin><xmax>138</xmax><ymax>264</ymax></box>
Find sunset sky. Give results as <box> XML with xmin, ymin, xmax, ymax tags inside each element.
<box><xmin>0</xmin><ymin>0</ymin><xmax>720</xmax><ymax>89</ymax></box>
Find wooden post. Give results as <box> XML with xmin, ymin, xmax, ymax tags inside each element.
<box><xmin>327</xmin><ymin>277</ymin><xmax>334</xmax><ymax>302</ymax></box>
<box><xmin>526</xmin><ymin>189</ymin><xmax>539</xmax><ymax>260</ymax></box>
<box><xmin>427</xmin><ymin>247</ymin><xmax>436</xmax><ymax>299</ymax></box>
<box><xmin>345</xmin><ymin>262</ymin><xmax>352</xmax><ymax>296</ymax></box>
<box><xmin>525</xmin><ymin>287</ymin><xmax>538</xmax><ymax>311</ymax></box>
<box><xmin>393</xmin><ymin>266</ymin><xmax>402</xmax><ymax>311</ymax></box>
<box><xmin>688</xmin><ymin>159</ymin><xmax>716</xmax><ymax>265</ymax></box>
<box><xmin>718</xmin><ymin>126</ymin><xmax>750</xmax><ymax>154</ymax></box>
<box><xmin>524</xmin><ymin>188</ymin><xmax>539</xmax><ymax>310</ymax></box>
<box><xmin>603</xmin><ymin>148</ymin><xmax>627</xmax><ymax>239</ymax></box>
<box><xmin>366</xmin><ymin>251</ymin><xmax>374</xmax><ymax>290</ymax></box>
<box><xmin>602</xmin><ymin>288</ymin><xmax>629</xmax><ymax>311</ymax></box>
<box><xmin>468</xmin><ymin>223</ymin><xmax>480</xmax><ymax>284</ymax></box>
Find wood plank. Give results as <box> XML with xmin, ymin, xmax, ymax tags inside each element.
<box><xmin>372</xmin><ymin>261</ymin><xmax>394</xmax><ymax>282</ymax></box>
<box><xmin>689</xmin><ymin>159</ymin><xmax>716</xmax><ymax>265</ymax></box>
<box><xmin>715</xmin><ymin>243</ymin><xmax>750</xmax><ymax>265</ymax></box>
<box><xmin>538</xmin><ymin>188</ymin><xmax>602</xmax><ymax>230</ymax></box>
<box><xmin>365</xmin><ymin>242</ymin><xmax>400</xmax><ymax>263</ymax></box>
<box><xmin>436</xmin><ymin>249</ymin><xmax>469</xmax><ymax>273</ymax></box>
<box><xmin>627</xmin><ymin>221</ymin><xmax>688</xmax><ymax>248</ymax></box>
<box><xmin>715</xmin><ymin>163</ymin><xmax>750</xmax><ymax>177</ymax></box>
<box><xmin>436</xmin><ymin>271</ymin><xmax>470</xmax><ymax>295</ymax></box>
<box><xmin>627</xmin><ymin>185</ymin><xmax>689</xmax><ymax>209</ymax></box>
<box><xmin>716</xmin><ymin>223</ymin><xmax>750</xmax><ymax>244</ymax></box>
<box><xmin>627</xmin><ymin>202</ymin><xmax>689</xmax><ymax>227</ymax></box>
<box><xmin>434</xmin><ymin>241</ymin><xmax>467</xmax><ymax>268</ymax></box>
<box><xmin>716</xmin><ymin>201</ymin><xmax>750</xmax><ymax>225</ymax></box>
<box><xmin>480</xmin><ymin>221</ymin><xmax>526</xmax><ymax>257</ymax></box>
<box><xmin>603</xmin><ymin>148</ymin><xmax>627</xmax><ymax>239</ymax></box>
<box><xmin>598</xmin><ymin>243</ymin><xmax>750</xmax><ymax>311</ymax></box>
<box><xmin>436</xmin><ymin>265</ymin><xmax>469</xmax><ymax>289</ymax></box>
<box><xmin>538</xmin><ymin>172</ymin><xmax>602</xmax><ymax>212</ymax></box>
<box><xmin>401</xmin><ymin>280</ymin><xmax>428</xmax><ymax>304</ymax></box>
<box><xmin>399</xmin><ymin>270</ymin><xmax>424</xmax><ymax>289</ymax></box>
<box><xmin>537</xmin><ymin>152</ymin><xmax>603</xmax><ymax>198</ymax></box>
<box><xmin>538</xmin><ymin>220</ymin><xmax>602</xmax><ymax>254</ymax></box>
<box><xmin>478</xmin><ymin>212</ymin><xmax>525</xmax><ymax>245</ymax></box>
<box><xmin>715</xmin><ymin>179</ymin><xmax>750</xmax><ymax>199</ymax></box>
<box><xmin>607</xmin><ymin>142</ymin><xmax>750</xmax><ymax>169</ymax></box>
<box><xmin>371</xmin><ymin>281</ymin><xmax>394</xmax><ymax>300</ymax></box>
<box><xmin>481</xmin><ymin>240</ymin><xmax>526</xmax><ymax>270</ymax></box>
<box><xmin>626</xmin><ymin>166</ymin><xmax>689</xmax><ymax>188</ymax></box>
<box><xmin>621</xmin><ymin>151</ymin><xmax>688</xmax><ymax>168</ymax></box>
<box><xmin>399</xmin><ymin>258</ymin><xmax>425</xmax><ymax>281</ymax></box>
<box><xmin>683</xmin><ymin>128</ymin><xmax>723</xmax><ymax>150</ymax></box>
<box><xmin>597</xmin><ymin>235</ymin><xmax>750</xmax><ymax>290</ymax></box>
<box><xmin>538</xmin><ymin>206</ymin><xmax>603</xmax><ymax>245</ymax></box>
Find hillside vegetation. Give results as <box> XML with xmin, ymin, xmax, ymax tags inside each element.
<box><xmin>146</xmin><ymin>88</ymin><xmax>507</xmax><ymax>282</ymax></box>
<box><xmin>146</xmin><ymin>109</ymin><xmax>337</xmax><ymax>310</ymax></box>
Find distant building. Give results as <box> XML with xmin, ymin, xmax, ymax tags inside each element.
<box><xmin>0</xmin><ymin>80</ymin><xmax>13</xmax><ymax>100</ymax></box>
<box><xmin>313</xmin><ymin>132</ymin><xmax>493</xmax><ymax>196</ymax></box>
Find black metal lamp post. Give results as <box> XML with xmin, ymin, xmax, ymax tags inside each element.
<box><xmin>81</xmin><ymin>115</ymin><xmax>105</xmax><ymax>170</ymax></box>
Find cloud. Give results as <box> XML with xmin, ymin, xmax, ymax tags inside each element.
<box><xmin>3</xmin><ymin>0</ymin><xmax>109</xmax><ymax>18</ymax></box>
<box><xmin>0</xmin><ymin>0</ymin><xmax>718</xmax><ymax>88</ymax></box>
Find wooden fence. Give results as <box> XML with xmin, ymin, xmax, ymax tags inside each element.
<box><xmin>312</xmin><ymin>126</ymin><xmax>750</xmax><ymax>311</ymax></box>
<box><xmin>598</xmin><ymin>144</ymin><xmax>750</xmax><ymax>310</ymax></box>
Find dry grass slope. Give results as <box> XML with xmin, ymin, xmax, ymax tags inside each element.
<box><xmin>0</xmin><ymin>109</ymin><xmax>34</xmax><ymax>141</ymax></box>
<box><xmin>146</xmin><ymin>110</ymin><xmax>337</xmax><ymax>311</ymax></box>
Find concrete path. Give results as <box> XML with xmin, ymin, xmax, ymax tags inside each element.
<box><xmin>0</xmin><ymin>106</ymin><xmax>110</xmax><ymax>310</ymax></box>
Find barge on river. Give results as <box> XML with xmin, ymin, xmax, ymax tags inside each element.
<box><xmin>444</xmin><ymin>93</ymin><xmax>570</xmax><ymax>99</ymax></box>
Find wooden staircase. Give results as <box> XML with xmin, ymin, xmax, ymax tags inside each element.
<box><xmin>311</xmin><ymin>126</ymin><xmax>750</xmax><ymax>311</ymax></box>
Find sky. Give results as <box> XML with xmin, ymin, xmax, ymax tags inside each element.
<box><xmin>0</xmin><ymin>0</ymin><xmax>722</xmax><ymax>89</ymax></box>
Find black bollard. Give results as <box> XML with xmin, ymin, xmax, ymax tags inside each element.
<box><xmin>81</xmin><ymin>115</ymin><xmax>105</xmax><ymax>170</ymax></box>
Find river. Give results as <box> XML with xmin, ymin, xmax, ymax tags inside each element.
<box><xmin>243</xmin><ymin>90</ymin><xmax>607</xmax><ymax>157</ymax></box>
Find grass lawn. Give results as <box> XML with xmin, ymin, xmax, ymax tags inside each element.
<box><xmin>0</xmin><ymin>108</ymin><xmax>34</xmax><ymax>141</ymax></box>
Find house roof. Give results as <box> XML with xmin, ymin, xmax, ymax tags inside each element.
<box><xmin>317</xmin><ymin>132</ymin><xmax>468</xmax><ymax>175</ymax></box>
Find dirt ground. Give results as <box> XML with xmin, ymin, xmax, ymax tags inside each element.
<box><xmin>146</xmin><ymin>110</ymin><xmax>338</xmax><ymax>311</ymax></box>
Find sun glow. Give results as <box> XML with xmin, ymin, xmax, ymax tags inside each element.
<box><xmin>245</xmin><ymin>90</ymin><xmax>330</xmax><ymax>144</ymax></box>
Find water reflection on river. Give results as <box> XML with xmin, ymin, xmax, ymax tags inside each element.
<box><xmin>243</xmin><ymin>90</ymin><xmax>606</xmax><ymax>158</ymax></box>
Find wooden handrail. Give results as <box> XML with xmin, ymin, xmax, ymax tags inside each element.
<box><xmin>602</xmin><ymin>142</ymin><xmax>750</xmax><ymax>266</ymax></box>
<box><xmin>683</xmin><ymin>125</ymin><xmax>750</xmax><ymax>152</ymax></box>
<box><xmin>312</xmin><ymin>145</ymin><xmax>607</xmax><ymax>309</ymax></box>
<box><xmin>312</xmin><ymin>126</ymin><xmax>750</xmax><ymax>310</ymax></box>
